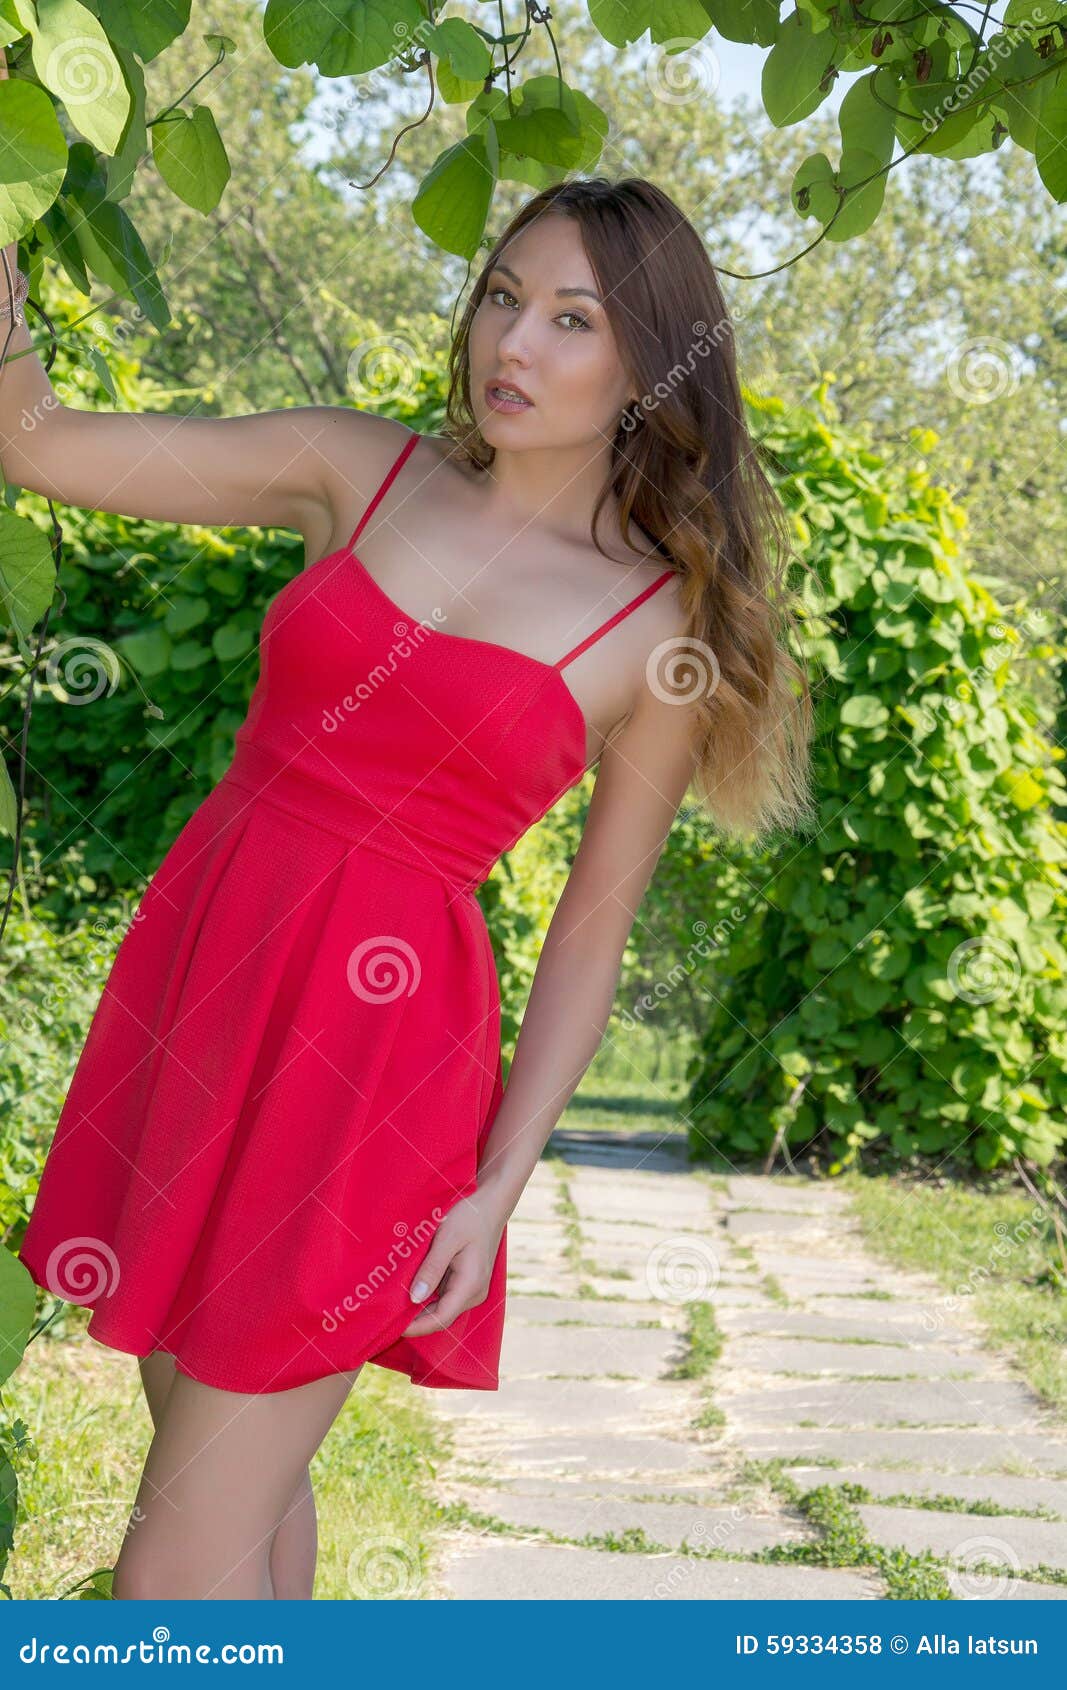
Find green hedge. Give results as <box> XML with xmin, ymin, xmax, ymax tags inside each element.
<box><xmin>687</xmin><ymin>386</ymin><xmax>1067</xmax><ymax>1174</ymax></box>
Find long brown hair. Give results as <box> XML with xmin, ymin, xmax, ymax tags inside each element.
<box><xmin>441</xmin><ymin>175</ymin><xmax>815</xmax><ymax>846</ymax></box>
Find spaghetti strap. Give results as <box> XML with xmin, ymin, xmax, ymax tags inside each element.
<box><xmin>556</xmin><ymin>567</ymin><xmax>675</xmax><ymax>670</ymax></box>
<box><xmin>347</xmin><ymin>427</ymin><xmax>420</xmax><ymax>550</ymax></box>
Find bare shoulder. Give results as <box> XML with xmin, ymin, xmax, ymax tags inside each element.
<box><xmin>310</xmin><ymin>408</ymin><xmax>417</xmax><ymax>508</ymax></box>
<box><xmin>296</xmin><ymin>409</ymin><xmax>418</xmax><ymax>564</ymax></box>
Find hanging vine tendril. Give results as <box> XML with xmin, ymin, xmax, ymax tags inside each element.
<box><xmin>0</xmin><ymin>246</ymin><xmax>66</xmax><ymax>951</ymax></box>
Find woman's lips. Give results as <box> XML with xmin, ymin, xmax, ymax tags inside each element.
<box><xmin>485</xmin><ymin>382</ymin><xmax>534</xmax><ymax>413</ymax></box>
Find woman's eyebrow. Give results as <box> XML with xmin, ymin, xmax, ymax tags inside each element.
<box><xmin>490</xmin><ymin>261</ymin><xmax>602</xmax><ymax>303</ymax></box>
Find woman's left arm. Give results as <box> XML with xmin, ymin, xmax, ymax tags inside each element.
<box><xmin>402</xmin><ymin>672</ymin><xmax>701</xmax><ymax>1337</ymax></box>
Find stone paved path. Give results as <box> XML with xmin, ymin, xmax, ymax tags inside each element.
<box><xmin>425</xmin><ymin>1134</ymin><xmax>1067</xmax><ymax>1600</ymax></box>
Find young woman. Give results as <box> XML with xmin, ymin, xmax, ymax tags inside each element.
<box><xmin>2</xmin><ymin>173</ymin><xmax>812</xmax><ymax>1599</ymax></box>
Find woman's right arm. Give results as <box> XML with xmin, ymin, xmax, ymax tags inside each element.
<box><xmin>0</xmin><ymin>233</ymin><xmax>381</xmax><ymax>545</ymax></box>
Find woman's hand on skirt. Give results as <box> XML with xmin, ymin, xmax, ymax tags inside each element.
<box><xmin>400</xmin><ymin>1191</ymin><xmax>504</xmax><ymax>1337</ymax></box>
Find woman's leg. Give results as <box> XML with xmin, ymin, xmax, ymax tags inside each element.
<box><xmin>135</xmin><ymin>1352</ymin><xmax>322</xmax><ymax>1598</ymax></box>
<box><xmin>116</xmin><ymin>1358</ymin><xmax>362</xmax><ymax>1599</ymax></box>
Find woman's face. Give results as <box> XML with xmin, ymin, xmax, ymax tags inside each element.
<box><xmin>468</xmin><ymin>213</ymin><xmax>634</xmax><ymax>450</ymax></box>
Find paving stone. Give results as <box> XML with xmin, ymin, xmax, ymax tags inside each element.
<box><xmin>435</xmin><ymin>1537</ymin><xmax>877</xmax><ymax>1600</ymax></box>
<box><xmin>715</xmin><ymin>1308</ymin><xmax>976</xmax><ymax>1347</ymax></box>
<box><xmin>569</xmin><ymin>1182</ymin><xmax>716</xmax><ymax>1223</ymax></box>
<box><xmin>726</xmin><ymin>1378</ymin><xmax>1038</xmax><ymax>1429</ymax></box>
<box><xmin>500</xmin><ymin>1323</ymin><xmax>681</xmax><ymax>1378</ymax></box>
<box><xmin>432</xmin><ymin>1375</ymin><xmax>697</xmax><ymax>1429</ymax></box>
<box><xmin>705</xmin><ymin>1287</ymin><xmax>778</xmax><ymax>1309</ymax></box>
<box><xmin>724</xmin><ymin>1177</ymin><xmax>850</xmax><ymax>1215</ymax></box>
<box><xmin>742</xmin><ymin>1428</ymin><xmax>1067</xmax><ymax>1474</ymax></box>
<box><xmin>582</xmin><ymin>1241</ymin><xmax>673</xmax><ymax>1273</ymax></box>
<box><xmin>505</xmin><ymin>1275</ymin><xmax>579</xmax><ymax>1297</ymax></box>
<box><xmin>753</xmin><ymin>1251</ymin><xmax>883</xmax><ymax>1283</ymax></box>
<box><xmin>508</xmin><ymin>1245</ymin><xmax>566</xmax><ymax>1270</ymax></box>
<box><xmin>947</xmin><ymin>1570</ymin><xmax>1067</xmax><ymax>1600</ymax></box>
<box><xmin>727</xmin><ymin>1337</ymin><xmax>987</xmax><ymax>1380</ymax></box>
<box><xmin>726</xmin><ymin>1211</ymin><xmax>828</xmax><ymax>1240</ymax></box>
<box><xmin>431</xmin><ymin>1162</ymin><xmax>1067</xmax><ymax>1603</ymax></box>
<box><xmin>448</xmin><ymin>1429</ymin><xmax>721</xmax><ymax>1478</ymax></box>
<box><xmin>857</xmin><ymin>1503</ymin><xmax>1067</xmax><ymax>1572</ymax></box>
<box><xmin>481</xmin><ymin>1474</ymin><xmax>735</xmax><ymax>1502</ymax></box>
<box><xmin>580</xmin><ymin>1220</ymin><xmax>714</xmax><ymax>1248</ymax></box>
<box><xmin>807</xmin><ymin>1297</ymin><xmax>956</xmax><ymax>1326</ymax></box>
<box><xmin>507</xmin><ymin>1295</ymin><xmax>678</xmax><ymax>1328</ymax></box>
<box><xmin>443</xmin><ymin>1483</ymin><xmax>804</xmax><ymax>1553</ymax></box>
<box><xmin>550</xmin><ymin>1131</ymin><xmax>690</xmax><ymax>1174</ymax></box>
<box><xmin>786</xmin><ymin>1467</ymin><xmax>1067</xmax><ymax>1517</ymax></box>
<box><xmin>758</xmin><ymin>1276</ymin><xmax>889</xmax><ymax>1299</ymax></box>
<box><xmin>512</xmin><ymin>1185</ymin><xmax>564</xmax><ymax>1223</ymax></box>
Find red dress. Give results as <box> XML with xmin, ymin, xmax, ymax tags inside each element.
<box><xmin>18</xmin><ymin>427</ymin><xmax>676</xmax><ymax>1394</ymax></box>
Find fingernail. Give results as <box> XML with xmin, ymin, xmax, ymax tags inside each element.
<box><xmin>411</xmin><ymin>1279</ymin><xmax>428</xmax><ymax>1300</ymax></box>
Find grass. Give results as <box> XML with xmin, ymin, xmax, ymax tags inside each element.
<box><xmin>842</xmin><ymin>1171</ymin><xmax>1067</xmax><ymax>1418</ymax></box>
<box><xmin>5</xmin><ymin>1319</ymin><xmax>449</xmax><ymax>1600</ymax></box>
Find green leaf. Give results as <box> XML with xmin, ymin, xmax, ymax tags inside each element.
<box><xmin>212</xmin><ymin>623</ymin><xmax>254</xmax><ymax>662</ymax></box>
<box><xmin>264</xmin><ymin>0</ymin><xmax>426</xmax><ymax>76</ymax></box>
<box><xmin>62</xmin><ymin>188</ymin><xmax>171</xmax><ymax>330</ymax></box>
<box><xmin>164</xmin><ymin>596</ymin><xmax>211</xmax><ymax>635</ymax></box>
<box><xmin>0</xmin><ymin>1242</ymin><xmax>37</xmax><ymax>1386</ymax></box>
<box><xmin>838</xmin><ymin>69</ymin><xmax>897</xmax><ymax>168</ymax></box>
<box><xmin>424</xmin><ymin>18</ymin><xmax>492</xmax><ymax>82</ymax></box>
<box><xmin>100</xmin><ymin>0</ymin><xmax>192</xmax><ymax>63</ymax></box>
<box><xmin>493</xmin><ymin>75</ymin><xmax>607</xmax><ymax>173</ymax></box>
<box><xmin>84</xmin><ymin>342</ymin><xmax>117</xmax><ymax>399</ymax></box>
<box><xmin>412</xmin><ymin>131</ymin><xmax>495</xmax><ymax>260</ymax></box>
<box><xmin>115</xmin><ymin>626</ymin><xmax>172</xmax><ymax>676</ymax></box>
<box><xmin>27</xmin><ymin>0</ymin><xmax>131</xmax><ymax>156</ymax></box>
<box><xmin>0</xmin><ymin>78</ymin><xmax>68</xmax><ymax>248</ymax></box>
<box><xmin>763</xmin><ymin>10</ymin><xmax>839</xmax><ymax>127</ymax></box>
<box><xmin>0</xmin><ymin>751</ymin><xmax>17</xmax><ymax>845</ymax></box>
<box><xmin>825</xmin><ymin>148</ymin><xmax>888</xmax><ymax>242</ymax></box>
<box><xmin>791</xmin><ymin>152</ymin><xmax>836</xmax><ymax>222</ymax></box>
<box><xmin>36</xmin><ymin>199</ymin><xmax>90</xmax><ymax>294</ymax></box>
<box><xmin>840</xmin><ymin>694</ymin><xmax>890</xmax><ymax>729</ymax></box>
<box><xmin>0</xmin><ymin>511</ymin><xmax>57</xmax><ymax>646</ymax></box>
<box><xmin>151</xmin><ymin>105</ymin><xmax>230</xmax><ymax>214</ymax></box>
<box><xmin>1036</xmin><ymin>66</ymin><xmax>1067</xmax><ymax>203</ymax></box>
<box><xmin>588</xmin><ymin>0</ymin><xmax>656</xmax><ymax>48</ymax></box>
<box><xmin>699</xmin><ymin>0</ymin><xmax>779</xmax><ymax>48</ymax></box>
<box><xmin>435</xmin><ymin>57</ymin><xmax>484</xmax><ymax>106</ymax></box>
<box><xmin>105</xmin><ymin>43</ymin><xmax>148</xmax><ymax>202</ymax></box>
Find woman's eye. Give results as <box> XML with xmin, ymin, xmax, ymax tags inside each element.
<box><xmin>487</xmin><ymin>288</ymin><xmax>589</xmax><ymax>331</ymax></box>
